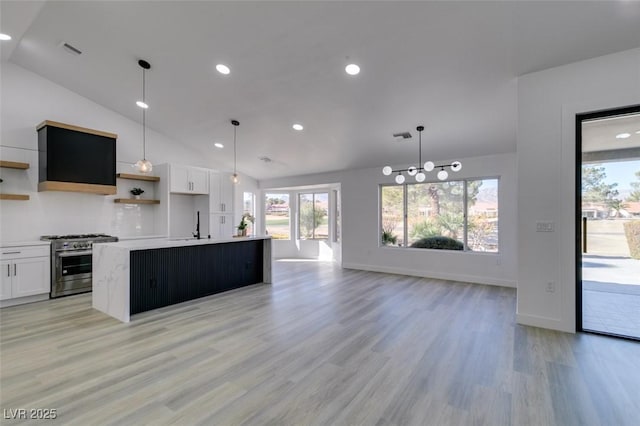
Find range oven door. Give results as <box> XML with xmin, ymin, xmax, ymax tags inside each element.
<box><xmin>52</xmin><ymin>250</ymin><xmax>92</xmax><ymax>297</ymax></box>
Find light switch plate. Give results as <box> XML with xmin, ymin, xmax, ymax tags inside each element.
<box><xmin>536</xmin><ymin>221</ymin><xmax>554</xmax><ymax>232</ymax></box>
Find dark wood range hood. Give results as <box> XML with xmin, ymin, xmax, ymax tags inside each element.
<box><xmin>37</xmin><ymin>121</ymin><xmax>117</xmax><ymax>195</ymax></box>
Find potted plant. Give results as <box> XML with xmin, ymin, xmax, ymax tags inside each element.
<box><xmin>237</xmin><ymin>212</ymin><xmax>255</xmax><ymax>236</ymax></box>
<box><xmin>130</xmin><ymin>187</ymin><xmax>144</xmax><ymax>199</ymax></box>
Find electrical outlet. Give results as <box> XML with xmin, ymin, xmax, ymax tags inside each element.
<box><xmin>536</xmin><ymin>221</ymin><xmax>555</xmax><ymax>232</ymax></box>
<box><xmin>546</xmin><ymin>281</ymin><xmax>555</xmax><ymax>293</ymax></box>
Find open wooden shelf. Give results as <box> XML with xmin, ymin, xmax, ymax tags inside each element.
<box><xmin>0</xmin><ymin>194</ymin><xmax>30</xmax><ymax>201</ymax></box>
<box><xmin>0</xmin><ymin>161</ymin><xmax>30</xmax><ymax>170</ymax></box>
<box><xmin>116</xmin><ymin>173</ymin><xmax>160</xmax><ymax>182</ymax></box>
<box><xmin>114</xmin><ymin>198</ymin><xmax>160</xmax><ymax>205</ymax></box>
<box><xmin>38</xmin><ymin>181</ymin><xmax>116</xmax><ymax>195</ymax></box>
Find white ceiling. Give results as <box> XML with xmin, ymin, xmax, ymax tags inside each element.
<box><xmin>583</xmin><ymin>113</ymin><xmax>640</xmax><ymax>153</ymax></box>
<box><xmin>2</xmin><ymin>1</ymin><xmax>640</xmax><ymax>180</ymax></box>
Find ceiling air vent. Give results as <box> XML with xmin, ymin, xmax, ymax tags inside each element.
<box><xmin>393</xmin><ymin>131</ymin><xmax>412</xmax><ymax>140</ymax></box>
<box><xmin>60</xmin><ymin>42</ymin><xmax>82</xmax><ymax>56</ymax></box>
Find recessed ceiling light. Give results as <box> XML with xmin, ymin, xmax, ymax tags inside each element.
<box><xmin>136</xmin><ymin>101</ymin><xmax>149</xmax><ymax>109</ymax></box>
<box><xmin>616</xmin><ymin>132</ymin><xmax>631</xmax><ymax>139</ymax></box>
<box><xmin>292</xmin><ymin>123</ymin><xmax>304</xmax><ymax>131</ymax></box>
<box><xmin>216</xmin><ymin>64</ymin><xmax>230</xmax><ymax>75</ymax></box>
<box><xmin>0</xmin><ymin>33</ymin><xmax>12</xmax><ymax>41</ymax></box>
<box><xmin>345</xmin><ymin>64</ymin><xmax>360</xmax><ymax>75</ymax></box>
<box><xmin>214</xmin><ymin>142</ymin><xmax>224</xmax><ymax>149</ymax></box>
<box><xmin>636</xmin><ymin>130</ymin><xmax>640</xmax><ymax>135</ymax></box>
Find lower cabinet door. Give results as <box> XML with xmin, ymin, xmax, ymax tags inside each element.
<box><xmin>12</xmin><ymin>257</ymin><xmax>49</xmax><ymax>298</ymax></box>
<box><xmin>130</xmin><ymin>250</ymin><xmax>169</xmax><ymax>314</ymax></box>
<box><xmin>210</xmin><ymin>214</ymin><xmax>235</xmax><ymax>239</ymax></box>
<box><xmin>0</xmin><ymin>260</ymin><xmax>12</xmax><ymax>300</ymax></box>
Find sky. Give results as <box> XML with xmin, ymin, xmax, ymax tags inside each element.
<box><xmin>599</xmin><ymin>160</ymin><xmax>640</xmax><ymax>192</ymax></box>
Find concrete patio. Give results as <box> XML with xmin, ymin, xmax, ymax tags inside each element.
<box><xmin>582</xmin><ymin>255</ymin><xmax>640</xmax><ymax>339</ymax></box>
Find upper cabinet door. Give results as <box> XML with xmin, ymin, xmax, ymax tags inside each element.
<box><xmin>189</xmin><ymin>168</ymin><xmax>209</xmax><ymax>195</ymax></box>
<box><xmin>169</xmin><ymin>165</ymin><xmax>209</xmax><ymax>194</ymax></box>
<box><xmin>169</xmin><ymin>164</ymin><xmax>191</xmax><ymax>193</ymax></box>
<box><xmin>219</xmin><ymin>175</ymin><xmax>234</xmax><ymax>212</ymax></box>
<box><xmin>209</xmin><ymin>171</ymin><xmax>234</xmax><ymax>212</ymax></box>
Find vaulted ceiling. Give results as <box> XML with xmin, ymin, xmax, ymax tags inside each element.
<box><xmin>2</xmin><ymin>1</ymin><xmax>640</xmax><ymax>179</ymax></box>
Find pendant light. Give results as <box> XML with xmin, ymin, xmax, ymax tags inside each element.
<box><xmin>231</xmin><ymin>119</ymin><xmax>240</xmax><ymax>184</ymax></box>
<box><xmin>135</xmin><ymin>59</ymin><xmax>152</xmax><ymax>173</ymax></box>
<box><xmin>382</xmin><ymin>125</ymin><xmax>461</xmax><ymax>183</ymax></box>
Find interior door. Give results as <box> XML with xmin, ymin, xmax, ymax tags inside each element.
<box><xmin>577</xmin><ymin>106</ymin><xmax>640</xmax><ymax>340</ymax></box>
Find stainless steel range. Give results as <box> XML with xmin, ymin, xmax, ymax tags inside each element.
<box><xmin>40</xmin><ymin>234</ymin><xmax>118</xmax><ymax>298</ymax></box>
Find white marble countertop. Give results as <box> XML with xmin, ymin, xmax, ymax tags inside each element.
<box><xmin>99</xmin><ymin>235</ymin><xmax>271</xmax><ymax>251</ymax></box>
<box><xmin>1</xmin><ymin>240</ymin><xmax>51</xmax><ymax>248</ymax></box>
<box><xmin>116</xmin><ymin>235</ymin><xmax>168</xmax><ymax>241</ymax></box>
<box><xmin>93</xmin><ymin>235</ymin><xmax>272</xmax><ymax>322</ymax></box>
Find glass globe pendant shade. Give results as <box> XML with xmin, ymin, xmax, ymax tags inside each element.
<box><xmin>231</xmin><ymin>173</ymin><xmax>239</xmax><ymax>184</ymax></box>
<box><xmin>395</xmin><ymin>173</ymin><xmax>405</xmax><ymax>184</ymax></box>
<box><xmin>451</xmin><ymin>161</ymin><xmax>462</xmax><ymax>172</ymax></box>
<box><xmin>407</xmin><ymin>166</ymin><xmax>417</xmax><ymax>176</ymax></box>
<box><xmin>415</xmin><ymin>172</ymin><xmax>426</xmax><ymax>182</ymax></box>
<box><xmin>424</xmin><ymin>161</ymin><xmax>435</xmax><ymax>172</ymax></box>
<box><xmin>382</xmin><ymin>166</ymin><xmax>393</xmax><ymax>176</ymax></box>
<box><xmin>135</xmin><ymin>159</ymin><xmax>153</xmax><ymax>174</ymax></box>
<box><xmin>437</xmin><ymin>169</ymin><xmax>448</xmax><ymax>181</ymax></box>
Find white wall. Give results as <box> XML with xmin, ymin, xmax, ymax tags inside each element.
<box><xmin>0</xmin><ymin>62</ymin><xmax>244</xmax><ymax>242</ymax></box>
<box><xmin>261</xmin><ymin>152</ymin><xmax>517</xmax><ymax>287</ymax></box>
<box><xmin>517</xmin><ymin>48</ymin><xmax>640</xmax><ymax>333</ymax></box>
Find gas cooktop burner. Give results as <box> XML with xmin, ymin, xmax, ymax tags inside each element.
<box><xmin>41</xmin><ymin>233</ymin><xmax>114</xmax><ymax>241</ymax></box>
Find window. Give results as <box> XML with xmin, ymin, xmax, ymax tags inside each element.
<box><xmin>380</xmin><ymin>178</ymin><xmax>498</xmax><ymax>252</ymax></box>
<box><xmin>381</xmin><ymin>186</ymin><xmax>404</xmax><ymax>247</ymax></box>
<box><xmin>298</xmin><ymin>193</ymin><xmax>329</xmax><ymax>240</ymax></box>
<box><xmin>243</xmin><ymin>192</ymin><xmax>255</xmax><ymax>236</ymax></box>
<box><xmin>467</xmin><ymin>179</ymin><xmax>498</xmax><ymax>252</ymax></box>
<box><xmin>265</xmin><ymin>193</ymin><xmax>290</xmax><ymax>240</ymax></box>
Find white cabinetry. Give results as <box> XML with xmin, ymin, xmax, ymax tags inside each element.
<box><xmin>209</xmin><ymin>171</ymin><xmax>234</xmax><ymax>213</ymax></box>
<box><xmin>0</xmin><ymin>244</ymin><xmax>50</xmax><ymax>306</ymax></box>
<box><xmin>209</xmin><ymin>214</ymin><xmax>235</xmax><ymax>239</ymax></box>
<box><xmin>170</xmin><ymin>165</ymin><xmax>209</xmax><ymax>195</ymax></box>
<box><xmin>209</xmin><ymin>171</ymin><xmax>235</xmax><ymax>239</ymax></box>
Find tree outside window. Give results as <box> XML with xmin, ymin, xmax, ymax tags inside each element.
<box><xmin>381</xmin><ymin>186</ymin><xmax>404</xmax><ymax>247</ymax></box>
<box><xmin>467</xmin><ymin>179</ymin><xmax>498</xmax><ymax>252</ymax></box>
<box><xmin>380</xmin><ymin>178</ymin><xmax>499</xmax><ymax>252</ymax></box>
<box><xmin>299</xmin><ymin>193</ymin><xmax>328</xmax><ymax>240</ymax></box>
<box><xmin>407</xmin><ymin>181</ymin><xmax>464</xmax><ymax>247</ymax></box>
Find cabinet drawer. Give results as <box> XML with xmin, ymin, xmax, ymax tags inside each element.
<box><xmin>0</xmin><ymin>246</ymin><xmax>50</xmax><ymax>260</ymax></box>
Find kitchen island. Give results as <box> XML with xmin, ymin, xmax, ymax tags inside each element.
<box><xmin>93</xmin><ymin>236</ymin><xmax>271</xmax><ymax>322</ymax></box>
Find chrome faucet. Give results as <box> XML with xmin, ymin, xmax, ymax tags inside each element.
<box><xmin>193</xmin><ymin>211</ymin><xmax>201</xmax><ymax>240</ymax></box>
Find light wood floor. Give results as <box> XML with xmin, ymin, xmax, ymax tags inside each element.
<box><xmin>1</xmin><ymin>260</ymin><xmax>639</xmax><ymax>425</ymax></box>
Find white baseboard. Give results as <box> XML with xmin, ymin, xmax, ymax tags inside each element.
<box><xmin>516</xmin><ymin>312</ymin><xmax>575</xmax><ymax>333</ymax></box>
<box><xmin>342</xmin><ymin>262</ymin><xmax>516</xmax><ymax>288</ymax></box>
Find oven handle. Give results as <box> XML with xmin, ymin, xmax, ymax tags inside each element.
<box><xmin>57</xmin><ymin>250</ymin><xmax>93</xmax><ymax>257</ymax></box>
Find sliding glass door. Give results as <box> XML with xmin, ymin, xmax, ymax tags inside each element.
<box><xmin>577</xmin><ymin>106</ymin><xmax>640</xmax><ymax>340</ymax></box>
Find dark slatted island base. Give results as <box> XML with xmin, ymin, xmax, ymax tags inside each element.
<box><xmin>92</xmin><ymin>236</ymin><xmax>272</xmax><ymax>322</ymax></box>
